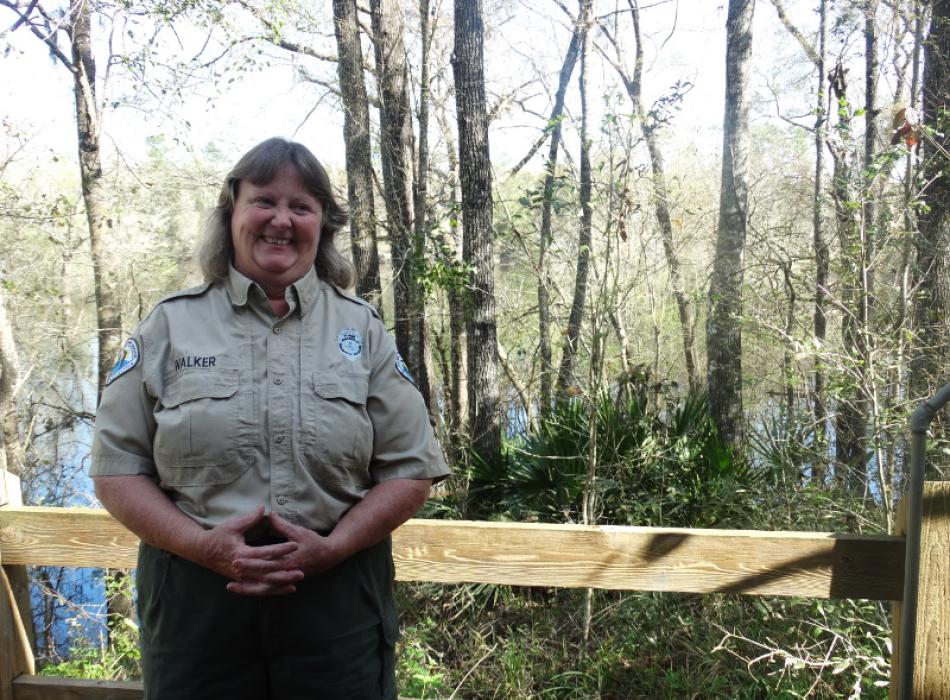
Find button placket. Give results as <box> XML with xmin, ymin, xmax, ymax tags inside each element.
<box><xmin>266</xmin><ymin>316</ymin><xmax>295</xmax><ymax>514</ymax></box>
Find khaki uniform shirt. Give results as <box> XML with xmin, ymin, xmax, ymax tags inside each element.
<box><xmin>91</xmin><ymin>266</ymin><xmax>449</xmax><ymax>532</ymax></box>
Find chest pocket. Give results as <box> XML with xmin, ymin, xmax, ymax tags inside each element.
<box><xmin>153</xmin><ymin>368</ymin><xmax>249</xmax><ymax>487</ymax></box>
<box><xmin>301</xmin><ymin>370</ymin><xmax>373</xmax><ymax>489</ymax></box>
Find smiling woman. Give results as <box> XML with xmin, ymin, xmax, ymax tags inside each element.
<box><xmin>89</xmin><ymin>137</ymin><xmax>450</xmax><ymax>699</ymax></box>
<box><xmin>230</xmin><ymin>166</ymin><xmax>324</xmax><ymax>314</ymax></box>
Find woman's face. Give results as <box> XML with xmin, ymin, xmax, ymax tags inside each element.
<box><xmin>230</xmin><ymin>165</ymin><xmax>323</xmax><ymax>294</ymax></box>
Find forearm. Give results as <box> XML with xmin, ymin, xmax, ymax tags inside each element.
<box><xmin>326</xmin><ymin>478</ymin><xmax>431</xmax><ymax>562</ymax></box>
<box><xmin>93</xmin><ymin>474</ymin><xmax>206</xmax><ymax>563</ymax></box>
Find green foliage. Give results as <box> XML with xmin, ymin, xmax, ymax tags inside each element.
<box><xmin>467</xmin><ymin>384</ymin><xmax>758</xmax><ymax>528</ymax></box>
<box><xmin>397</xmin><ymin>583</ymin><xmax>890</xmax><ymax>699</ymax></box>
<box><xmin>397</xmin><ymin>618</ymin><xmax>448</xmax><ymax>699</ymax></box>
<box><xmin>40</xmin><ymin>616</ymin><xmax>140</xmax><ymax>681</ymax></box>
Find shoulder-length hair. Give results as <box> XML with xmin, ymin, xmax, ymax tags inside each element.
<box><xmin>198</xmin><ymin>137</ymin><xmax>353</xmax><ymax>288</ymax></box>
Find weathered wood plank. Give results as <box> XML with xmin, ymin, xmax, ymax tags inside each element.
<box><xmin>0</xmin><ymin>507</ymin><xmax>905</xmax><ymax>599</ymax></box>
<box><xmin>0</xmin><ymin>507</ymin><xmax>140</xmax><ymax>568</ymax></box>
<box><xmin>1</xmin><ymin>566</ymin><xmax>35</xmax><ymax>700</ymax></box>
<box><xmin>393</xmin><ymin>519</ymin><xmax>905</xmax><ymax>599</ymax></box>
<box><xmin>911</xmin><ymin>482</ymin><xmax>950</xmax><ymax>699</ymax></box>
<box><xmin>12</xmin><ymin>675</ymin><xmax>143</xmax><ymax>700</ymax></box>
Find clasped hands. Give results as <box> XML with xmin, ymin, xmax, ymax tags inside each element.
<box><xmin>196</xmin><ymin>506</ymin><xmax>341</xmax><ymax>596</ymax></box>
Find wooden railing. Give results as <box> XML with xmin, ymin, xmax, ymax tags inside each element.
<box><xmin>1</xmin><ymin>483</ymin><xmax>948</xmax><ymax>699</ymax></box>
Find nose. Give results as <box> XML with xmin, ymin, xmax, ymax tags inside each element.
<box><xmin>271</xmin><ymin>205</ymin><xmax>292</xmax><ymax>229</ymax></box>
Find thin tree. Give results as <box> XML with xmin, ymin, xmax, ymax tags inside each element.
<box><xmin>812</xmin><ymin>0</ymin><xmax>830</xmax><ymax>482</ymax></box>
<box><xmin>370</xmin><ymin>0</ymin><xmax>434</xmax><ymax>407</ymax></box>
<box><xmin>453</xmin><ymin>0</ymin><xmax>500</xmax><ymax>460</ymax></box>
<box><xmin>1</xmin><ymin>0</ymin><xmax>132</xmax><ymax>634</ymax></box>
<box><xmin>535</xmin><ymin>23</ymin><xmax>581</xmax><ymax>410</ymax></box>
<box><xmin>556</xmin><ymin>0</ymin><xmax>594</xmax><ymax>397</ymax></box>
<box><xmin>434</xmin><ymin>104</ymin><xmax>469</xmax><ymax>463</ymax></box>
<box><xmin>770</xmin><ymin>0</ymin><xmax>830</xmax><ymax>480</ymax></box>
<box><xmin>911</xmin><ymin>0</ymin><xmax>950</xmax><ymax>442</ymax></box>
<box><xmin>0</xmin><ymin>288</ymin><xmax>35</xmax><ymax>654</ymax></box>
<box><xmin>707</xmin><ymin>0</ymin><xmax>756</xmax><ymax>450</ymax></box>
<box><xmin>332</xmin><ymin>0</ymin><xmax>383</xmax><ymax>313</ymax></box>
<box><xmin>600</xmin><ymin>0</ymin><xmax>699</xmax><ymax>391</ymax></box>
<box><xmin>826</xmin><ymin>62</ymin><xmax>870</xmax><ymax>492</ymax></box>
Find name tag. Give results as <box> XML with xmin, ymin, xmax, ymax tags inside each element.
<box><xmin>174</xmin><ymin>355</ymin><xmax>217</xmax><ymax>371</ymax></box>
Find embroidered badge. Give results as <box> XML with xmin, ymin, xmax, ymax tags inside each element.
<box><xmin>106</xmin><ymin>338</ymin><xmax>139</xmax><ymax>385</ymax></box>
<box><xmin>395</xmin><ymin>352</ymin><xmax>415</xmax><ymax>385</ymax></box>
<box><xmin>338</xmin><ymin>328</ymin><xmax>363</xmax><ymax>361</ymax></box>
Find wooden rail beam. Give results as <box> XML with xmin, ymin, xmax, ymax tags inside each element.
<box><xmin>0</xmin><ymin>506</ymin><xmax>905</xmax><ymax>600</ymax></box>
<box><xmin>12</xmin><ymin>676</ymin><xmax>143</xmax><ymax>699</ymax></box>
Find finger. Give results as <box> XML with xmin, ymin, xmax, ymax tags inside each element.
<box><xmin>247</xmin><ymin>541</ymin><xmax>299</xmax><ymax>561</ymax></box>
<box><xmin>232</xmin><ymin>558</ymin><xmax>305</xmax><ymax>581</ymax></box>
<box><xmin>226</xmin><ymin>580</ymin><xmax>297</xmax><ymax>597</ymax></box>
<box><xmin>267</xmin><ymin>512</ymin><xmax>307</xmax><ymax>540</ymax></box>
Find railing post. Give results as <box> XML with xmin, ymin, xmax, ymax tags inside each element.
<box><xmin>1</xmin><ymin>472</ymin><xmax>35</xmax><ymax>698</ymax></box>
<box><xmin>911</xmin><ymin>481</ymin><xmax>950</xmax><ymax>698</ymax></box>
<box><xmin>890</xmin><ymin>498</ymin><xmax>907</xmax><ymax>700</ymax></box>
<box><xmin>892</xmin><ymin>481</ymin><xmax>950</xmax><ymax>699</ymax></box>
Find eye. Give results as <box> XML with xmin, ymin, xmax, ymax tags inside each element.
<box><xmin>291</xmin><ymin>203</ymin><xmax>315</xmax><ymax>215</ymax></box>
<box><xmin>253</xmin><ymin>197</ymin><xmax>275</xmax><ymax>208</ymax></box>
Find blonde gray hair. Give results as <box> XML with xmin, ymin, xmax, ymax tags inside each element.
<box><xmin>198</xmin><ymin>137</ymin><xmax>353</xmax><ymax>288</ymax></box>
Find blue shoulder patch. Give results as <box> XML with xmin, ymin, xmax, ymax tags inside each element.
<box><xmin>395</xmin><ymin>352</ymin><xmax>415</xmax><ymax>385</ymax></box>
<box><xmin>106</xmin><ymin>338</ymin><xmax>140</xmax><ymax>385</ymax></box>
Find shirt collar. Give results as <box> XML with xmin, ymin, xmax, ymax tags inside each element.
<box><xmin>226</xmin><ymin>265</ymin><xmax>325</xmax><ymax>314</ymax></box>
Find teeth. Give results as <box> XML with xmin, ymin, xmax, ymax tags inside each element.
<box><xmin>263</xmin><ymin>236</ymin><xmax>290</xmax><ymax>246</ymax></box>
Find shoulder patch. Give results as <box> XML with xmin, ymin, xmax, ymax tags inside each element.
<box><xmin>395</xmin><ymin>352</ymin><xmax>415</xmax><ymax>385</ymax></box>
<box><xmin>106</xmin><ymin>338</ymin><xmax>140</xmax><ymax>385</ymax></box>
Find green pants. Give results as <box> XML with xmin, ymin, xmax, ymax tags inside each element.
<box><xmin>136</xmin><ymin>538</ymin><xmax>398</xmax><ymax>700</ymax></box>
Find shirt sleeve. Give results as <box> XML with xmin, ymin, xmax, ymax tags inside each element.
<box><xmin>90</xmin><ymin>332</ymin><xmax>158</xmax><ymax>477</ymax></box>
<box><xmin>366</xmin><ymin>330</ymin><xmax>450</xmax><ymax>484</ymax></box>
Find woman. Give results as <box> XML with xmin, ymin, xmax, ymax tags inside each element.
<box><xmin>91</xmin><ymin>137</ymin><xmax>449</xmax><ymax>699</ymax></box>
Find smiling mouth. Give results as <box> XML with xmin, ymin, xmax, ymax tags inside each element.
<box><xmin>262</xmin><ymin>236</ymin><xmax>291</xmax><ymax>246</ymax></box>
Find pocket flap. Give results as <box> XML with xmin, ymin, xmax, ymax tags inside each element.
<box><xmin>162</xmin><ymin>369</ymin><xmax>239</xmax><ymax>408</ymax></box>
<box><xmin>312</xmin><ymin>371</ymin><xmax>369</xmax><ymax>405</ymax></box>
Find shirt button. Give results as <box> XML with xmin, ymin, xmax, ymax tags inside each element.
<box><xmin>273</xmin><ymin>326</ymin><xmax>281</xmax><ymax>334</ymax></box>
<box><xmin>276</xmin><ymin>496</ymin><xmax>287</xmax><ymax>505</ymax></box>
<box><xmin>274</xmin><ymin>434</ymin><xmax>284</xmax><ymax>443</ymax></box>
<box><xmin>274</xmin><ymin>377</ymin><xmax>282</xmax><ymax>385</ymax></box>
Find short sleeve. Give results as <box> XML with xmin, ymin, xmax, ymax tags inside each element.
<box><xmin>366</xmin><ymin>334</ymin><xmax>450</xmax><ymax>484</ymax></box>
<box><xmin>90</xmin><ymin>333</ymin><xmax>158</xmax><ymax>477</ymax></box>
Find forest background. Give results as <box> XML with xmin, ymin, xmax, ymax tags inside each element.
<box><xmin>0</xmin><ymin>0</ymin><xmax>948</xmax><ymax>697</ymax></box>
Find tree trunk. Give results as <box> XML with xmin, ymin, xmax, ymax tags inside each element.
<box><xmin>453</xmin><ymin>0</ymin><xmax>500</xmax><ymax>460</ymax></box>
<box><xmin>437</xmin><ymin>109</ymin><xmax>469</xmax><ymax>465</ymax></box>
<box><xmin>332</xmin><ymin>0</ymin><xmax>383</xmax><ymax>314</ymax></box>
<box><xmin>370</xmin><ymin>0</ymin><xmax>433</xmax><ymax>407</ymax></box>
<box><xmin>812</xmin><ymin>0</ymin><xmax>830</xmax><ymax>484</ymax></box>
<box><xmin>556</xmin><ymin>0</ymin><xmax>594</xmax><ymax>397</ymax></box>
<box><xmin>538</xmin><ymin>25</ymin><xmax>581</xmax><ymax>412</ymax></box>
<box><xmin>912</xmin><ymin>0</ymin><xmax>950</xmax><ymax>446</ymax></box>
<box><xmin>70</xmin><ymin>0</ymin><xmax>122</xmax><ymax>403</ymax></box>
<box><xmin>827</xmin><ymin>63</ymin><xmax>870</xmax><ymax>493</ymax></box>
<box><xmin>0</xmin><ymin>309</ymin><xmax>36</xmax><ymax>657</ymax></box>
<box><xmin>0</xmin><ymin>290</ymin><xmax>22</xmax><ymax>478</ymax></box>
<box><xmin>623</xmin><ymin>0</ymin><xmax>699</xmax><ymax>391</ymax></box>
<box><xmin>707</xmin><ymin>0</ymin><xmax>755</xmax><ymax>451</ymax></box>
<box><xmin>69</xmin><ymin>0</ymin><xmax>135</xmax><ymax>634</ymax></box>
